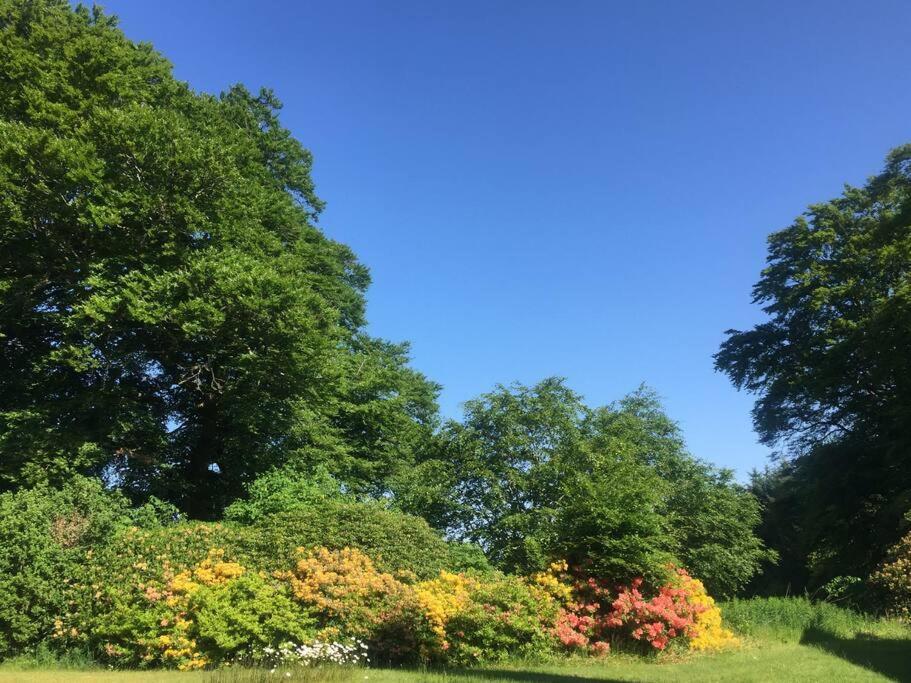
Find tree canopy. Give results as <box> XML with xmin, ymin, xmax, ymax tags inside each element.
<box><xmin>0</xmin><ymin>1</ymin><xmax>772</xmax><ymax>601</ymax></box>
<box><xmin>717</xmin><ymin>145</ymin><xmax>911</xmax><ymax>594</ymax></box>
<box><xmin>0</xmin><ymin>0</ymin><xmax>438</xmax><ymax>517</ymax></box>
<box><xmin>395</xmin><ymin>379</ymin><xmax>773</xmax><ymax>596</ymax></box>
<box><xmin>716</xmin><ymin>145</ymin><xmax>911</xmax><ymax>454</ymax></box>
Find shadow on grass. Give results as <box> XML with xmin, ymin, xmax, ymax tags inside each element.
<box><xmin>800</xmin><ymin>627</ymin><xmax>911</xmax><ymax>682</ymax></box>
<box><xmin>452</xmin><ymin>671</ymin><xmax>626</xmax><ymax>683</ymax></box>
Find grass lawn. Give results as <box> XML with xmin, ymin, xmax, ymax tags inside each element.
<box><xmin>3</xmin><ymin>638</ymin><xmax>909</xmax><ymax>683</ymax></box>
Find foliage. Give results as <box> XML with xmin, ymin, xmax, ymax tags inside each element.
<box><xmin>870</xmin><ymin>521</ymin><xmax>911</xmax><ymax>622</ymax></box>
<box><xmin>276</xmin><ymin>547</ymin><xmax>430</xmax><ymax>663</ymax></box>
<box><xmin>223</xmin><ymin>468</ymin><xmax>343</xmax><ymax>525</ymax></box>
<box><xmin>0</xmin><ymin>476</ymin><xmax>168</xmax><ymax>657</ymax></box>
<box><xmin>403</xmin><ymin>378</ymin><xmax>587</xmax><ymax>573</ymax></box>
<box><xmin>248</xmin><ymin>499</ymin><xmax>487</xmax><ymax>579</ymax></box>
<box><xmin>586</xmin><ymin>392</ymin><xmax>776</xmax><ymax>597</ymax></box>
<box><xmin>747</xmin><ymin>440</ymin><xmax>910</xmax><ymax>597</ymax></box>
<box><xmin>398</xmin><ymin>379</ymin><xmax>770</xmax><ymax>592</ymax></box>
<box><xmin>0</xmin><ymin>0</ymin><xmax>439</xmax><ymax>517</ymax></box>
<box><xmin>551</xmin><ymin>446</ymin><xmax>674</xmax><ymax>584</ymax></box>
<box><xmin>716</xmin><ymin>144</ymin><xmax>911</xmax><ymax>452</ymax></box>
<box><xmin>720</xmin><ymin>596</ymin><xmax>910</xmax><ymax>643</ymax></box>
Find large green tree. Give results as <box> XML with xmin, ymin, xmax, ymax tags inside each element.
<box><xmin>395</xmin><ymin>378</ymin><xmax>772</xmax><ymax>594</ymax></box>
<box><xmin>0</xmin><ymin>1</ymin><xmax>438</xmax><ymax>516</ymax></box>
<box><xmin>716</xmin><ymin>145</ymin><xmax>911</xmax><ymax>591</ymax></box>
<box><xmin>716</xmin><ymin>145</ymin><xmax>911</xmax><ymax>452</ymax></box>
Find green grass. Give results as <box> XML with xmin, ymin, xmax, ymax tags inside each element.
<box><xmin>720</xmin><ymin>596</ymin><xmax>909</xmax><ymax>643</ymax></box>
<box><xmin>2</xmin><ymin>599</ymin><xmax>909</xmax><ymax>683</ymax></box>
<box><xmin>0</xmin><ymin>644</ymin><xmax>905</xmax><ymax>683</ymax></box>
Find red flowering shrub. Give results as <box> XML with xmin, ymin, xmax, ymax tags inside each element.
<box><xmin>607</xmin><ymin>572</ymin><xmax>705</xmax><ymax>650</ymax></box>
<box><xmin>542</xmin><ymin>565</ymin><xmax>719</xmax><ymax>653</ymax></box>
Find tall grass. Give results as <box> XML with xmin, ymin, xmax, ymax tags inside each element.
<box><xmin>720</xmin><ymin>597</ymin><xmax>909</xmax><ymax>643</ymax></box>
<box><xmin>0</xmin><ymin>643</ymin><xmax>96</xmax><ymax>671</ymax></box>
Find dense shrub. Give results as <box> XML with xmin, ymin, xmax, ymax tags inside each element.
<box><xmin>540</xmin><ymin>563</ymin><xmax>736</xmax><ymax>654</ymax></box>
<box><xmin>62</xmin><ymin>548</ymin><xmax>315</xmax><ymax>669</ymax></box>
<box><xmin>223</xmin><ymin>467</ymin><xmax>343</xmax><ymax>524</ymax></box>
<box><xmin>870</xmin><ymin>523</ymin><xmax>911</xmax><ymax>622</ymax></box>
<box><xmin>277</xmin><ymin>547</ymin><xmax>431</xmax><ymax>663</ymax></box>
<box><xmin>0</xmin><ymin>477</ymin><xmax>173</xmax><ymax>657</ymax></box>
<box><xmin>249</xmin><ymin>500</ymin><xmax>489</xmax><ymax>579</ymax></box>
<box><xmin>415</xmin><ymin>570</ymin><xmax>560</xmax><ymax>665</ymax></box>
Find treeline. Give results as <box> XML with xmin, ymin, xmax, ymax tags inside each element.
<box><xmin>0</xmin><ymin>1</ymin><xmax>908</xmax><ymax>667</ymax></box>
<box><xmin>716</xmin><ymin>144</ymin><xmax>911</xmax><ymax>610</ymax></box>
<box><xmin>0</xmin><ymin>0</ymin><xmax>769</xmax><ymax>594</ymax></box>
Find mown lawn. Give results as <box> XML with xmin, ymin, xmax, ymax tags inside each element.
<box><xmin>3</xmin><ymin>638</ymin><xmax>910</xmax><ymax>683</ymax></box>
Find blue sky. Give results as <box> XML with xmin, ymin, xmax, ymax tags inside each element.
<box><xmin>103</xmin><ymin>0</ymin><xmax>911</xmax><ymax>478</ymax></box>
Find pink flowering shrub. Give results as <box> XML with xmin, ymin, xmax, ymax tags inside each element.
<box><xmin>607</xmin><ymin>572</ymin><xmax>705</xmax><ymax>650</ymax></box>
<box><xmin>542</xmin><ymin>565</ymin><xmax>725</xmax><ymax>653</ymax></box>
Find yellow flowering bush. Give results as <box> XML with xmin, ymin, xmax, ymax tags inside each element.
<box><xmin>529</xmin><ymin>560</ymin><xmax>574</xmax><ymax>605</ymax></box>
<box><xmin>439</xmin><ymin>572</ymin><xmax>561</xmax><ymax>664</ymax></box>
<box><xmin>676</xmin><ymin>573</ymin><xmax>740</xmax><ymax>651</ymax></box>
<box><xmin>67</xmin><ymin>547</ymin><xmax>314</xmax><ymax>670</ymax></box>
<box><xmin>414</xmin><ymin>571</ymin><xmax>479</xmax><ymax>650</ymax></box>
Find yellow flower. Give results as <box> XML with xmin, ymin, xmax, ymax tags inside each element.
<box><xmin>415</xmin><ymin>571</ymin><xmax>479</xmax><ymax>646</ymax></box>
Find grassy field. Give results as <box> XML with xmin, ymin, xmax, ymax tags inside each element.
<box><xmin>2</xmin><ymin>639</ymin><xmax>909</xmax><ymax>683</ymax></box>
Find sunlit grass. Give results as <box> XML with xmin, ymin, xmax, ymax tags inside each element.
<box><xmin>1</xmin><ymin>641</ymin><xmax>907</xmax><ymax>683</ymax></box>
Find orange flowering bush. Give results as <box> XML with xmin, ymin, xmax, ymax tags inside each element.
<box><xmin>276</xmin><ymin>546</ymin><xmax>433</xmax><ymax>662</ymax></box>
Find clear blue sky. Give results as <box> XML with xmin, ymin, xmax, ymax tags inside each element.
<box><xmin>103</xmin><ymin>0</ymin><xmax>911</xmax><ymax>478</ymax></box>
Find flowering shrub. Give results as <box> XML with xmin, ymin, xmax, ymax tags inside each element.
<box><xmin>421</xmin><ymin>572</ymin><xmax>560</xmax><ymax>665</ymax></box>
<box><xmin>276</xmin><ymin>546</ymin><xmax>432</xmax><ymax>662</ymax></box>
<box><xmin>870</xmin><ymin>526</ymin><xmax>911</xmax><ymax>622</ymax></box>
<box><xmin>536</xmin><ymin>563</ymin><xmax>737</xmax><ymax>653</ymax></box>
<box><xmin>64</xmin><ymin>548</ymin><xmax>314</xmax><ymax>670</ymax></box>
<box><xmin>677</xmin><ymin>572</ymin><xmax>739</xmax><ymax>651</ymax></box>
<box><xmin>258</xmin><ymin>640</ymin><xmax>369</xmax><ymax>667</ymax></box>
<box><xmin>414</xmin><ymin>570</ymin><xmax>480</xmax><ymax>651</ymax></box>
<box><xmin>609</xmin><ymin>573</ymin><xmax>704</xmax><ymax>650</ymax></box>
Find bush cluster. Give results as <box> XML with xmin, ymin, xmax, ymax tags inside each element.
<box><xmin>0</xmin><ymin>476</ymin><xmax>746</xmax><ymax>670</ymax></box>
<box><xmin>63</xmin><ymin>546</ymin><xmax>738</xmax><ymax>670</ymax></box>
